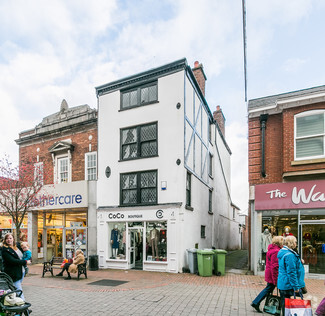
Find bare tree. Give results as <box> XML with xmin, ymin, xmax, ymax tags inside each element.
<box><xmin>0</xmin><ymin>155</ymin><xmax>49</xmax><ymax>242</ymax></box>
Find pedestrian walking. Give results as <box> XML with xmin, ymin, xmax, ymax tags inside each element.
<box><xmin>1</xmin><ymin>233</ymin><xmax>31</xmax><ymax>300</ymax></box>
<box><xmin>277</xmin><ymin>235</ymin><xmax>305</xmax><ymax>316</ymax></box>
<box><xmin>251</xmin><ymin>235</ymin><xmax>284</xmax><ymax>313</ymax></box>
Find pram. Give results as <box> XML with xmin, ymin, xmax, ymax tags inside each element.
<box><xmin>0</xmin><ymin>272</ymin><xmax>31</xmax><ymax>315</ymax></box>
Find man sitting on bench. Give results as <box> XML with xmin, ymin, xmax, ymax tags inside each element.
<box><xmin>56</xmin><ymin>249</ymin><xmax>85</xmax><ymax>280</ymax></box>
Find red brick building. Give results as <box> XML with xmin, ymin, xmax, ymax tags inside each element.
<box><xmin>15</xmin><ymin>100</ymin><xmax>98</xmax><ymax>263</ymax></box>
<box><xmin>248</xmin><ymin>85</ymin><xmax>325</xmax><ymax>276</ymax></box>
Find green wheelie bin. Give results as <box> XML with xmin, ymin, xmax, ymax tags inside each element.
<box><xmin>213</xmin><ymin>249</ymin><xmax>227</xmax><ymax>276</ymax></box>
<box><xmin>197</xmin><ymin>249</ymin><xmax>214</xmax><ymax>277</ymax></box>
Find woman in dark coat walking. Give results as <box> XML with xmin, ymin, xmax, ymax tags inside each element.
<box><xmin>2</xmin><ymin>233</ymin><xmax>31</xmax><ymax>300</ymax></box>
<box><xmin>251</xmin><ymin>236</ymin><xmax>284</xmax><ymax>313</ymax></box>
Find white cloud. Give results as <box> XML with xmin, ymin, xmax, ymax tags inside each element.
<box><xmin>0</xmin><ymin>0</ymin><xmax>324</xmax><ymax>212</ymax></box>
<box><xmin>283</xmin><ymin>58</ymin><xmax>308</xmax><ymax>72</ymax></box>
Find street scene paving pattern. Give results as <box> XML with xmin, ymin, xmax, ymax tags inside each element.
<box><xmin>22</xmin><ymin>265</ymin><xmax>324</xmax><ymax>316</ymax></box>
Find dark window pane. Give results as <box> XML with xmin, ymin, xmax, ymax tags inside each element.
<box><xmin>148</xmin><ymin>85</ymin><xmax>157</xmax><ymax>102</ymax></box>
<box><xmin>122</xmin><ymin>144</ymin><xmax>138</xmax><ymax>159</ymax></box>
<box><xmin>141</xmin><ymin>87</ymin><xmax>149</xmax><ymax>104</ymax></box>
<box><xmin>122</xmin><ymin>93</ymin><xmax>129</xmax><ymax>108</ymax></box>
<box><xmin>122</xmin><ymin>189</ymin><xmax>137</xmax><ymax>204</ymax></box>
<box><xmin>121</xmin><ymin>171</ymin><xmax>157</xmax><ymax>205</ymax></box>
<box><xmin>122</xmin><ymin>174</ymin><xmax>137</xmax><ymax>189</ymax></box>
<box><xmin>141</xmin><ymin>172</ymin><xmax>156</xmax><ymax>187</ymax></box>
<box><xmin>122</xmin><ymin>128</ymin><xmax>137</xmax><ymax>144</ymax></box>
<box><xmin>141</xmin><ymin>124</ymin><xmax>156</xmax><ymax>141</ymax></box>
<box><xmin>130</xmin><ymin>90</ymin><xmax>137</xmax><ymax>106</ymax></box>
<box><xmin>141</xmin><ymin>188</ymin><xmax>156</xmax><ymax>203</ymax></box>
<box><xmin>141</xmin><ymin>141</ymin><xmax>157</xmax><ymax>157</ymax></box>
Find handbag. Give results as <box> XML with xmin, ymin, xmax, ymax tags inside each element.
<box><xmin>285</xmin><ymin>291</ymin><xmax>312</xmax><ymax>316</ymax></box>
<box><xmin>316</xmin><ymin>297</ymin><xmax>325</xmax><ymax>316</ymax></box>
<box><xmin>263</xmin><ymin>288</ymin><xmax>281</xmax><ymax>316</ymax></box>
<box><xmin>301</xmin><ymin>286</ymin><xmax>307</xmax><ymax>294</ymax></box>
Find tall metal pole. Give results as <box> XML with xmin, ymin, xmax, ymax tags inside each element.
<box><xmin>242</xmin><ymin>0</ymin><xmax>247</xmax><ymax>103</ymax></box>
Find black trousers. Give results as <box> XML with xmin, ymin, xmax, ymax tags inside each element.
<box><xmin>279</xmin><ymin>289</ymin><xmax>294</xmax><ymax>316</ymax></box>
<box><xmin>60</xmin><ymin>262</ymin><xmax>71</xmax><ymax>277</ymax></box>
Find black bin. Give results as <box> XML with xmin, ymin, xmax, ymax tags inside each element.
<box><xmin>89</xmin><ymin>255</ymin><xmax>99</xmax><ymax>271</ymax></box>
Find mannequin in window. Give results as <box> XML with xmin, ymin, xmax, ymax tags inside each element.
<box><xmin>282</xmin><ymin>226</ymin><xmax>293</xmax><ymax>237</ymax></box>
<box><xmin>150</xmin><ymin>224</ymin><xmax>159</xmax><ymax>258</ymax></box>
<box><xmin>111</xmin><ymin>225</ymin><xmax>119</xmax><ymax>258</ymax></box>
<box><xmin>270</xmin><ymin>226</ymin><xmax>276</xmax><ymax>237</ymax></box>
<box><xmin>261</xmin><ymin>226</ymin><xmax>272</xmax><ymax>253</ymax></box>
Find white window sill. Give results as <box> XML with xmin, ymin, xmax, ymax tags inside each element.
<box><xmin>291</xmin><ymin>158</ymin><xmax>325</xmax><ymax>166</ymax></box>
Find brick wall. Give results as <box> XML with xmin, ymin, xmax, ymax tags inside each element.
<box><xmin>248</xmin><ymin>101</ymin><xmax>325</xmax><ymax>186</ymax></box>
<box><xmin>19</xmin><ymin>125</ymin><xmax>97</xmax><ymax>184</ymax></box>
<box><xmin>248</xmin><ymin>114</ymin><xmax>283</xmax><ymax>184</ymax></box>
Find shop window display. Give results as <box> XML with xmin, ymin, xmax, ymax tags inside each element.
<box><xmin>108</xmin><ymin>222</ymin><xmax>126</xmax><ymax>260</ymax></box>
<box><xmin>301</xmin><ymin>223</ymin><xmax>325</xmax><ymax>274</ymax></box>
<box><xmin>259</xmin><ymin>212</ymin><xmax>298</xmax><ymax>271</ymax></box>
<box><xmin>146</xmin><ymin>222</ymin><xmax>167</xmax><ymax>262</ymax></box>
<box><xmin>45</xmin><ymin>213</ymin><xmax>63</xmax><ymax>226</ymax></box>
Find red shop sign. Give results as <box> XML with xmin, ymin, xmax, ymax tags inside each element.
<box><xmin>255</xmin><ymin>180</ymin><xmax>325</xmax><ymax>210</ymax></box>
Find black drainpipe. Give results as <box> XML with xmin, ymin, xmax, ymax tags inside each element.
<box><xmin>260</xmin><ymin>114</ymin><xmax>268</xmax><ymax>178</ymax></box>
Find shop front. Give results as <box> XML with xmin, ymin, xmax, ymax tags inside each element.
<box><xmin>0</xmin><ymin>215</ymin><xmax>28</xmax><ymax>240</ymax></box>
<box><xmin>29</xmin><ymin>180</ymin><xmax>97</xmax><ymax>263</ymax></box>
<box><xmin>97</xmin><ymin>205</ymin><xmax>180</xmax><ymax>273</ymax></box>
<box><xmin>36</xmin><ymin>210</ymin><xmax>87</xmax><ymax>261</ymax></box>
<box><xmin>251</xmin><ymin>180</ymin><xmax>325</xmax><ymax>277</ymax></box>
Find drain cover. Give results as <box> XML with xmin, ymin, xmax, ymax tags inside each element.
<box><xmin>88</xmin><ymin>279</ymin><xmax>129</xmax><ymax>287</ymax></box>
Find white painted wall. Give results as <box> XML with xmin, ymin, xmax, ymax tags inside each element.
<box><xmin>97</xmin><ymin>71</ymin><xmax>185</xmax><ymax>208</ymax></box>
<box><xmin>212</xmin><ymin>126</ymin><xmax>241</xmax><ymax>250</ymax></box>
<box><xmin>97</xmin><ymin>63</ymin><xmax>238</xmax><ymax>272</ymax></box>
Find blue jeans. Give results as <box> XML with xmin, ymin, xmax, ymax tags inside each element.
<box><xmin>13</xmin><ymin>277</ymin><xmax>25</xmax><ymax>300</ymax></box>
<box><xmin>252</xmin><ymin>282</ymin><xmax>276</xmax><ymax>306</ymax></box>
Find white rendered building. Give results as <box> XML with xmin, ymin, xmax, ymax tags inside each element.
<box><xmin>95</xmin><ymin>58</ymin><xmax>239</xmax><ymax>273</ymax></box>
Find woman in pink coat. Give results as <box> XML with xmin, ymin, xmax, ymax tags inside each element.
<box><xmin>251</xmin><ymin>236</ymin><xmax>284</xmax><ymax>313</ymax></box>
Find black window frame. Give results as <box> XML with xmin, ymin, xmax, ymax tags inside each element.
<box><xmin>120</xmin><ymin>122</ymin><xmax>158</xmax><ymax>161</ymax></box>
<box><xmin>120</xmin><ymin>81</ymin><xmax>158</xmax><ymax>110</ymax></box>
<box><xmin>201</xmin><ymin>225</ymin><xmax>206</xmax><ymax>238</ymax></box>
<box><xmin>186</xmin><ymin>172</ymin><xmax>191</xmax><ymax>207</ymax></box>
<box><xmin>208</xmin><ymin>153</ymin><xmax>213</xmax><ymax>177</ymax></box>
<box><xmin>120</xmin><ymin>170</ymin><xmax>158</xmax><ymax>206</ymax></box>
<box><xmin>208</xmin><ymin>189</ymin><xmax>213</xmax><ymax>214</ymax></box>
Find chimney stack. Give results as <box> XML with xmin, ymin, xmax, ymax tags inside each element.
<box><xmin>192</xmin><ymin>61</ymin><xmax>207</xmax><ymax>96</ymax></box>
<box><xmin>213</xmin><ymin>105</ymin><xmax>226</xmax><ymax>138</ymax></box>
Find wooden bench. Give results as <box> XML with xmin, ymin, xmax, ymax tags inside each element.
<box><xmin>42</xmin><ymin>256</ymin><xmax>88</xmax><ymax>279</ymax></box>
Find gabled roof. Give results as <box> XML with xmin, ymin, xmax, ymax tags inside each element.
<box><xmin>48</xmin><ymin>140</ymin><xmax>74</xmax><ymax>153</ymax></box>
<box><xmin>96</xmin><ymin>58</ymin><xmax>188</xmax><ymax>96</ymax></box>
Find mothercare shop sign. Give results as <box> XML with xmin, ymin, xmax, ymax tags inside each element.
<box><xmin>255</xmin><ymin>180</ymin><xmax>325</xmax><ymax>210</ymax></box>
<box><xmin>30</xmin><ymin>181</ymin><xmax>88</xmax><ymax>210</ymax></box>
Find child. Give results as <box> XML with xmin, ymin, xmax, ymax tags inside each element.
<box><xmin>21</xmin><ymin>242</ymin><xmax>32</xmax><ymax>275</ymax></box>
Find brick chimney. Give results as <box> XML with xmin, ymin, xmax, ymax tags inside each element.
<box><xmin>213</xmin><ymin>105</ymin><xmax>226</xmax><ymax>138</ymax></box>
<box><xmin>192</xmin><ymin>61</ymin><xmax>207</xmax><ymax>96</ymax></box>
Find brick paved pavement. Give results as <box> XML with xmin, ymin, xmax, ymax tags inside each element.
<box><xmin>20</xmin><ymin>265</ymin><xmax>324</xmax><ymax>316</ymax></box>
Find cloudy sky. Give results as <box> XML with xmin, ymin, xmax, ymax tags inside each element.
<box><xmin>1</xmin><ymin>0</ymin><xmax>325</xmax><ymax>213</ymax></box>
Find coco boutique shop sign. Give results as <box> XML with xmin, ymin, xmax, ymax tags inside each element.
<box><xmin>255</xmin><ymin>180</ymin><xmax>325</xmax><ymax>210</ymax></box>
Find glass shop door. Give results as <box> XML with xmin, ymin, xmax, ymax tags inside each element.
<box><xmin>46</xmin><ymin>228</ymin><xmax>63</xmax><ymax>261</ymax></box>
<box><xmin>128</xmin><ymin>228</ymin><xmax>143</xmax><ymax>270</ymax></box>
<box><xmin>65</xmin><ymin>228</ymin><xmax>87</xmax><ymax>259</ymax></box>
